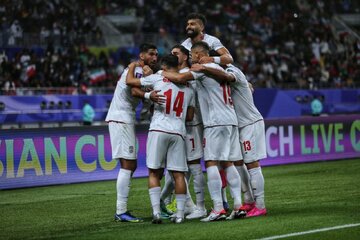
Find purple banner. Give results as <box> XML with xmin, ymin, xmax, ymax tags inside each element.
<box><xmin>0</xmin><ymin>115</ymin><xmax>359</xmax><ymax>189</ymax></box>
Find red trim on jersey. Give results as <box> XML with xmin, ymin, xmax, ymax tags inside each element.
<box><xmin>149</xmin><ymin>129</ymin><xmax>185</xmax><ymax>141</ymax></box>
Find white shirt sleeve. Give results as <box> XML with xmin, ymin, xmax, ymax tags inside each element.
<box><xmin>140</xmin><ymin>74</ymin><xmax>159</xmax><ymax>88</ymax></box>
<box><xmin>209</xmin><ymin>36</ymin><xmax>224</xmax><ymax>51</ymax></box>
<box><xmin>190</xmin><ymin>71</ymin><xmax>204</xmax><ymax>80</ymax></box>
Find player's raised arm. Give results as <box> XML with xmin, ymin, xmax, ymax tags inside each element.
<box><xmin>126</xmin><ymin>62</ymin><xmax>142</xmax><ymax>87</ymax></box>
<box><xmin>191</xmin><ymin>63</ymin><xmax>235</xmax><ymax>83</ymax></box>
<box><xmin>199</xmin><ymin>47</ymin><xmax>233</xmax><ymax>65</ymax></box>
<box><xmin>161</xmin><ymin>71</ymin><xmax>193</xmax><ymax>85</ymax></box>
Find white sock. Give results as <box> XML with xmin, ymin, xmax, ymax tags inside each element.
<box><xmin>161</xmin><ymin>171</ymin><xmax>174</xmax><ymax>204</ymax></box>
<box><xmin>249</xmin><ymin>167</ymin><xmax>265</xmax><ymax>209</ymax></box>
<box><xmin>225</xmin><ymin>165</ymin><xmax>242</xmax><ymax>210</ymax></box>
<box><xmin>189</xmin><ymin>164</ymin><xmax>206</xmax><ymax>210</ymax></box>
<box><xmin>176</xmin><ymin>194</ymin><xmax>186</xmax><ymax>218</ymax></box>
<box><xmin>206</xmin><ymin>165</ymin><xmax>223</xmax><ymax>212</ymax></box>
<box><xmin>116</xmin><ymin>168</ymin><xmax>132</xmax><ymax>215</ymax></box>
<box><xmin>149</xmin><ymin>187</ymin><xmax>161</xmax><ymax>215</ymax></box>
<box><xmin>236</xmin><ymin>165</ymin><xmax>255</xmax><ymax>203</ymax></box>
<box><xmin>185</xmin><ymin>178</ymin><xmax>196</xmax><ymax>209</ymax></box>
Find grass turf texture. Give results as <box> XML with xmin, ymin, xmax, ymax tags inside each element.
<box><xmin>1</xmin><ymin>159</ymin><xmax>359</xmax><ymax>240</ymax></box>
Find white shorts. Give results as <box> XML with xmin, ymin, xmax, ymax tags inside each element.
<box><xmin>186</xmin><ymin>124</ymin><xmax>204</xmax><ymax>161</ymax></box>
<box><xmin>239</xmin><ymin>120</ymin><xmax>267</xmax><ymax>163</ymax></box>
<box><xmin>146</xmin><ymin>131</ymin><xmax>188</xmax><ymax>172</ymax></box>
<box><xmin>108</xmin><ymin>122</ymin><xmax>137</xmax><ymax>160</ymax></box>
<box><xmin>203</xmin><ymin>126</ymin><xmax>242</xmax><ymax>161</ymax></box>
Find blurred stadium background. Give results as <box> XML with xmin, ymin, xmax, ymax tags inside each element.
<box><xmin>0</xmin><ymin>1</ymin><xmax>359</xmax><ymax>239</ymax></box>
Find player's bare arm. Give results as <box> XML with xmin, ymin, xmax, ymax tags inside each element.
<box><xmin>185</xmin><ymin>106</ymin><xmax>195</xmax><ymax>122</ymax></box>
<box><xmin>126</xmin><ymin>62</ymin><xmax>142</xmax><ymax>87</ymax></box>
<box><xmin>199</xmin><ymin>47</ymin><xmax>233</xmax><ymax>65</ymax></box>
<box><xmin>127</xmin><ymin>62</ymin><xmax>165</xmax><ymax>104</ymax></box>
<box><xmin>191</xmin><ymin>63</ymin><xmax>235</xmax><ymax>83</ymax></box>
<box><xmin>131</xmin><ymin>88</ymin><xmax>165</xmax><ymax>105</ymax></box>
<box><xmin>142</xmin><ymin>65</ymin><xmax>153</xmax><ymax>76</ymax></box>
<box><xmin>161</xmin><ymin>71</ymin><xmax>193</xmax><ymax>85</ymax></box>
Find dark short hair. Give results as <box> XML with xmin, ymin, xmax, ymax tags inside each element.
<box><xmin>139</xmin><ymin>43</ymin><xmax>157</xmax><ymax>53</ymax></box>
<box><xmin>161</xmin><ymin>54</ymin><xmax>179</xmax><ymax>68</ymax></box>
<box><xmin>171</xmin><ymin>44</ymin><xmax>190</xmax><ymax>66</ymax></box>
<box><xmin>191</xmin><ymin>41</ymin><xmax>210</xmax><ymax>53</ymax></box>
<box><xmin>186</xmin><ymin>13</ymin><xmax>207</xmax><ymax>26</ymax></box>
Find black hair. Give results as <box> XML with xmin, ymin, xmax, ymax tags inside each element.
<box><xmin>186</xmin><ymin>13</ymin><xmax>207</xmax><ymax>26</ymax></box>
<box><xmin>191</xmin><ymin>41</ymin><xmax>210</xmax><ymax>53</ymax></box>
<box><xmin>161</xmin><ymin>54</ymin><xmax>179</xmax><ymax>69</ymax></box>
<box><xmin>139</xmin><ymin>43</ymin><xmax>157</xmax><ymax>53</ymax></box>
<box><xmin>171</xmin><ymin>44</ymin><xmax>191</xmax><ymax>66</ymax></box>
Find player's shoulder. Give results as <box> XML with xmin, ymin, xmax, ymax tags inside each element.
<box><xmin>204</xmin><ymin>34</ymin><xmax>220</xmax><ymax>42</ymax></box>
<box><xmin>204</xmin><ymin>62</ymin><xmax>224</xmax><ymax>70</ymax></box>
<box><xmin>181</xmin><ymin>39</ymin><xmax>192</xmax><ymax>50</ymax></box>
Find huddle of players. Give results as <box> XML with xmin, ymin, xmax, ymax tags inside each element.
<box><xmin>105</xmin><ymin>13</ymin><xmax>267</xmax><ymax>224</ymax></box>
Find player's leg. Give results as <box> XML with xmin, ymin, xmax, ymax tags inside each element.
<box><xmin>185</xmin><ymin>125</ymin><xmax>206</xmax><ymax>219</ymax></box>
<box><xmin>222</xmin><ymin>125</ymin><xmax>247</xmax><ymax>220</ymax></box>
<box><xmin>201</xmin><ymin>127</ymin><xmax>230</xmax><ymax>222</ymax></box>
<box><xmin>166</xmin><ymin>134</ymin><xmax>188</xmax><ymax>223</ymax></box>
<box><xmin>170</xmin><ymin>171</ymin><xmax>187</xmax><ymax>223</ymax></box>
<box><xmin>241</xmin><ymin>121</ymin><xmax>267</xmax><ymax>217</ymax></box>
<box><xmin>109</xmin><ymin>122</ymin><xmax>141</xmax><ymax>222</ymax></box>
<box><xmin>161</xmin><ymin>170</ymin><xmax>174</xmax><ymax>206</ymax></box>
<box><xmin>148</xmin><ymin>168</ymin><xmax>165</xmax><ymax>224</ymax></box>
<box><xmin>159</xmin><ymin>170</ymin><xmax>175</xmax><ymax>218</ymax></box>
<box><xmin>146</xmin><ymin>131</ymin><xmax>168</xmax><ymax>223</ymax></box>
<box><xmin>184</xmin><ymin>171</ymin><xmax>197</xmax><ymax>215</ymax></box>
<box><xmin>234</xmin><ymin>160</ymin><xmax>255</xmax><ymax>211</ymax></box>
<box><xmin>186</xmin><ymin>160</ymin><xmax>207</xmax><ymax>219</ymax></box>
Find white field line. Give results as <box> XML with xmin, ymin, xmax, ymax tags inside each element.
<box><xmin>258</xmin><ymin>223</ymin><xmax>360</xmax><ymax>240</ymax></box>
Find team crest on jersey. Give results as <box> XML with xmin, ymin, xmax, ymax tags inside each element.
<box><xmin>135</xmin><ymin>73</ymin><xmax>143</xmax><ymax>78</ymax></box>
<box><xmin>129</xmin><ymin>146</ymin><xmax>134</xmax><ymax>153</ymax></box>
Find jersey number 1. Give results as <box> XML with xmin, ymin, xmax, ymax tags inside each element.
<box><xmin>164</xmin><ymin>89</ymin><xmax>184</xmax><ymax>117</ymax></box>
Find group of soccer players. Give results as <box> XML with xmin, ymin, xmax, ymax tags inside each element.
<box><xmin>105</xmin><ymin>13</ymin><xmax>267</xmax><ymax>224</ymax></box>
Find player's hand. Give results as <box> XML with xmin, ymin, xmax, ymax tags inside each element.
<box><xmin>143</xmin><ymin>65</ymin><xmax>153</xmax><ymax>76</ymax></box>
<box><xmin>199</xmin><ymin>56</ymin><xmax>214</xmax><ymax>64</ymax></box>
<box><xmin>150</xmin><ymin>90</ymin><xmax>166</xmax><ymax>105</ymax></box>
<box><xmin>190</xmin><ymin>63</ymin><xmax>205</xmax><ymax>72</ymax></box>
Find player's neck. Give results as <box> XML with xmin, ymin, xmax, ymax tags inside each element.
<box><xmin>191</xmin><ymin>32</ymin><xmax>205</xmax><ymax>44</ymax></box>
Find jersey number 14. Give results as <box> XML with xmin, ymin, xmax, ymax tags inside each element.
<box><xmin>164</xmin><ymin>89</ymin><xmax>184</xmax><ymax>117</ymax></box>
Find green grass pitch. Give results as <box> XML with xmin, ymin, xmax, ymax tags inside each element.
<box><xmin>1</xmin><ymin>159</ymin><xmax>359</xmax><ymax>240</ymax></box>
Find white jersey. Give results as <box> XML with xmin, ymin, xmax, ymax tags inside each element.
<box><xmin>105</xmin><ymin>66</ymin><xmax>144</xmax><ymax>124</ymax></box>
<box><xmin>226</xmin><ymin>65</ymin><xmax>263</xmax><ymax>127</ymax></box>
<box><xmin>140</xmin><ymin>72</ymin><xmax>195</xmax><ymax>137</ymax></box>
<box><xmin>191</xmin><ymin>63</ymin><xmax>238</xmax><ymax>128</ymax></box>
<box><xmin>181</xmin><ymin>34</ymin><xmax>224</xmax><ymax>51</ymax></box>
<box><xmin>179</xmin><ymin>67</ymin><xmax>202</xmax><ymax>126</ymax></box>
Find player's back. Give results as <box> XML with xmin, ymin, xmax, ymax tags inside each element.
<box><xmin>192</xmin><ymin>63</ymin><xmax>238</xmax><ymax>127</ymax></box>
<box><xmin>226</xmin><ymin>65</ymin><xmax>263</xmax><ymax>127</ymax></box>
<box><xmin>150</xmin><ymin>76</ymin><xmax>194</xmax><ymax>137</ymax></box>
<box><xmin>105</xmin><ymin>67</ymin><xmax>143</xmax><ymax>124</ymax></box>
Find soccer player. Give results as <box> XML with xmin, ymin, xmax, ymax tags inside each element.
<box><xmin>159</xmin><ymin>45</ymin><xmax>207</xmax><ymax>219</ymax></box>
<box><xmin>126</xmin><ymin>54</ymin><xmax>195</xmax><ymax>224</ymax></box>
<box><xmin>182</xmin><ymin>13</ymin><xmax>233</xmax><ymax>208</ymax></box>
<box><xmin>190</xmin><ymin>63</ymin><xmax>267</xmax><ymax>217</ymax></box>
<box><xmin>182</xmin><ymin>13</ymin><xmax>233</xmax><ymax>65</ymax></box>
<box><xmin>161</xmin><ymin>42</ymin><xmax>244</xmax><ymax>222</ymax></box>
<box><xmin>105</xmin><ymin>43</ymin><xmax>164</xmax><ymax>223</ymax></box>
